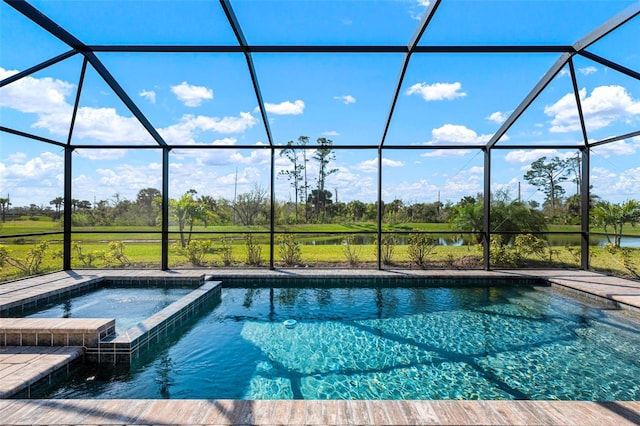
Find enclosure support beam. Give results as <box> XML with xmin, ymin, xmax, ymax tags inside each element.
<box><xmin>269</xmin><ymin>148</ymin><xmax>275</xmax><ymax>270</ymax></box>
<box><xmin>379</xmin><ymin>0</ymin><xmax>441</xmax><ymax>149</ymax></box>
<box><xmin>569</xmin><ymin>58</ymin><xmax>590</xmax><ymax>147</ymax></box>
<box><xmin>63</xmin><ymin>147</ymin><xmax>73</xmax><ymax>270</ymax></box>
<box><xmin>0</xmin><ymin>50</ymin><xmax>77</xmax><ymax>88</ymax></box>
<box><xmin>589</xmin><ymin>130</ymin><xmax>640</xmax><ymax>148</ymax></box>
<box><xmin>66</xmin><ymin>58</ymin><xmax>87</xmax><ymax>146</ymax></box>
<box><xmin>161</xmin><ymin>149</ymin><xmax>170</xmax><ymax>270</ymax></box>
<box><xmin>483</xmin><ymin>148</ymin><xmax>491</xmax><ymax>270</ymax></box>
<box><xmin>220</xmin><ymin>0</ymin><xmax>274</xmax><ymax>148</ymax></box>
<box><xmin>578</xmin><ymin>50</ymin><xmax>640</xmax><ymax>82</ymax></box>
<box><xmin>5</xmin><ymin>1</ymin><xmax>168</xmax><ymax>148</ymax></box>
<box><xmin>581</xmin><ymin>148</ymin><xmax>590</xmax><ymax>270</ymax></box>
<box><xmin>377</xmin><ymin>147</ymin><xmax>383</xmax><ymax>270</ymax></box>
<box><xmin>572</xmin><ymin>1</ymin><xmax>640</xmax><ymax>52</ymax></box>
<box><xmin>0</xmin><ymin>127</ymin><xmax>66</xmax><ymax>148</ymax></box>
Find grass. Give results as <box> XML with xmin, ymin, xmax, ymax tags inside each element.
<box><xmin>2</xmin><ymin>219</ymin><xmax>640</xmax><ymax>282</ymax></box>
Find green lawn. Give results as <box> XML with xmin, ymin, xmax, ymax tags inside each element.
<box><xmin>2</xmin><ymin>219</ymin><xmax>640</xmax><ymax>282</ymax></box>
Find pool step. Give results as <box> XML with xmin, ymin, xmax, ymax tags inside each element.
<box><xmin>0</xmin><ymin>318</ymin><xmax>115</xmax><ymax>348</ymax></box>
<box><xmin>0</xmin><ymin>346</ymin><xmax>85</xmax><ymax>398</ymax></box>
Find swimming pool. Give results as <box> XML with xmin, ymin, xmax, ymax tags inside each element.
<box><xmin>41</xmin><ymin>283</ymin><xmax>640</xmax><ymax>400</ymax></box>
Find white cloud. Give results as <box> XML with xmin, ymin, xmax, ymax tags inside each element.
<box><xmin>190</xmin><ymin>112</ymin><xmax>257</xmax><ymax>133</ymax></box>
<box><xmin>557</xmin><ymin>67</ymin><xmax>597</xmax><ymax>77</ymax></box>
<box><xmin>410</xmin><ymin>0</ymin><xmax>431</xmax><ymax>20</ymax></box>
<box><xmin>428</xmin><ymin>124</ymin><xmax>492</xmax><ymax>144</ymax></box>
<box><xmin>139</xmin><ymin>90</ymin><xmax>156</xmax><ymax>104</ymax></box>
<box><xmin>356</xmin><ymin>157</ymin><xmax>405</xmax><ymax>173</ymax></box>
<box><xmin>421</xmin><ymin>149</ymin><xmax>470</xmax><ymax>158</ymax></box>
<box><xmin>67</xmin><ymin>107</ymin><xmax>154</xmax><ymax>144</ymax></box>
<box><xmin>0</xmin><ymin>68</ymin><xmax>157</xmax><ymax>144</ymax></box>
<box><xmin>442</xmin><ymin>168</ymin><xmax>483</xmax><ymax>198</ymax></box>
<box><xmin>589</xmin><ymin>166</ymin><xmax>640</xmax><ymax>201</ymax></box>
<box><xmin>76</xmin><ymin>148</ymin><xmax>129</xmax><ymax>161</ymax></box>
<box><xmin>384</xmin><ymin>179</ymin><xmax>439</xmax><ymax>201</ymax></box>
<box><xmin>503</xmin><ymin>149</ymin><xmax>560</xmax><ymax>164</ymax></box>
<box><xmin>6</xmin><ymin>152</ymin><xmax>27</xmax><ymax>163</ymax></box>
<box><xmin>545</xmin><ymin>85</ymin><xmax>640</xmax><ymax>133</ymax></box>
<box><xmin>160</xmin><ymin>112</ymin><xmax>257</xmax><ymax>144</ymax></box>
<box><xmin>334</xmin><ymin>95</ymin><xmax>356</xmax><ymax>104</ymax></box>
<box><xmin>170</xmin><ymin>81</ymin><xmax>213</xmax><ymax>107</ymax></box>
<box><xmin>332</xmin><ymin>168</ymin><xmax>376</xmax><ymax>201</ymax></box>
<box><xmin>0</xmin><ymin>151</ymin><xmax>64</xmax><ymax>204</ymax></box>
<box><xmin>487</xmin><ymin>111</ymin><xmax>510</xmax><ymax>124</ymax></box>
<box><xmin>0</xmin><ymin>151</ymin><xmax>63</xmax><ymax>180</ymax></box>
<box><xmin>0</xmin><ymin>67</ymin><xmax>74</xmax><ymax>115</ymax></box>
<box><xmin>406</xmin><ymin>82</ymin><xmax>466</xmax><ymax>101</ymax></box>
<box><xmin>591</xmin><ymin>137</ymin><xmax>640</xmax><ymax>158</ymax></box>
<box><xmin>71</xmin><ymin>162</ymin><xmax>164</xmax><ymax>202</ymax></box>
<box><xmin>263</xmin><ymin>100</ymin><xmax>305</xmax><ymax>115</ymax></box>
<box><xmin>322</xmin><ymin>130</ymin><xmax>340</xmax><ymax>136</ymax></box>
<box><xmin>172</xmin><ymin>140</ymin><xmax>269</xmax><ymax>169</ymax></box>
<box><xmin>578</xmin><ymin>66</ymin><xmax>597</xmax><ymax>76</ymax></box>
<box><xmin>2</xmin><ymin>69</ymin><xmax>256</xmax><ymax>146</ymax></box>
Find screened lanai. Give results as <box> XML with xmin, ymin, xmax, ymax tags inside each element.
<box><xmin>1</xmin><ymin>0</ymin><xmax>640</xmax><ymax>280</ymax></box>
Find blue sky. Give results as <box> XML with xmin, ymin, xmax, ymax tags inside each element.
<box><xmin>1</xmin><ymin>0</ymin><xmax>639</xmax><ymax>210</ymax></box>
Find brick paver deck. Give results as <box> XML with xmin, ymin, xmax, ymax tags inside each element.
<box><xmin>0</xmin><ymin>346</ymin><xmax>84</xmax><ymax>398</ymax></box>
<box><xmin>0</xmin><ymin>399</ymin><xmax>638</xmax><ymax>425</ymax></box>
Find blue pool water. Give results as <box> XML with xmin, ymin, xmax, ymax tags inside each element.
<box><xmin>44</xmin><ymin>284</ymin><xmax>640</xmax><ymax>400</ymax></box>
<box><xmin>26</xmin><ymin>287</ymin><xmax>192</xmax><ymax>333</ymax></box>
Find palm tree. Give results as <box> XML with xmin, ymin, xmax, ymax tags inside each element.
<box><xmin>0</xmin><ymin>197</ymin><xmax>10</xmax><ymax>222</ymax></box>
<box><xmin>592</xmin><ymin>200</ymin><xmax>640</xmax><ymax>247</ymax></box>
<box><xmin>49</xmin><ymin>197</ymin><xmax>63</xmax><ymax>221</ymax></box>
<box><xmin>450</xmin><ymin>198</ymin><xmax>547</xmax><ymax>245</ymax></box>
<box><xmin>450</xmin><ymin>201</ymin><xmax>484</xmax><ymax>244</ymax></box>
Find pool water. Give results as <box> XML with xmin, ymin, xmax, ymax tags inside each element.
<box><xmin>26</xmin><ymin>287</ymin><xmax>193</xmax><ymax>333</ymax></box>
<box><xmin>43</xmin><ymin>285</ymin><xmax>640</xmax><ymax>400</ymax></box>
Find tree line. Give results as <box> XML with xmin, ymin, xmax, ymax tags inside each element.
<box><xmin>3</xmin><ymin>153</ymin><xmax>640</xmax><ymax>249</ymax></box>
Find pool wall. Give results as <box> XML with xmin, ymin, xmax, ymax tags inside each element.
<box><xmin>214</xmin><ymin>275</ymin><xmax>546</xmax><ymax>288</ymax></box>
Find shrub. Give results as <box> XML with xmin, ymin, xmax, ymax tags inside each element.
<box><xmin>73</xmin><ymin>243</ymin><xmax>105</xmax><ymax>267</ymax></box>
<box><xmin>408</xmin><ymin>233</ymin><xmax>437</xmax><ymax>268</ymax></box>
<box><xmin>173</xmin><ymin>240</ymin><xmax>214</xmax><ymax>266</ymax></box>
<box><xmin>605</xmin><ymin>243</ymin><xmax>640</xmax><ymax>278</ymax></box>
<box><xmin>376</xmin><ymin>235</ymin><xmax>396</xmax><ymax>265</ymax></box>
<box><xmin>104</xmin><ymin>241</ymin><xmax>131</xmax><ymax>267</ymax></box>
<box><xmin>490</xmin><ymin>234</ymin><xmax>550</xmax><ymax>267</ymax></box>
<box><xmin>0</xmin><ymin>241</ymin><xmax>50</xmax><ymax>275</ymax></box>
<box><xmin>244</xmin><ymin>234</ymin><xmax>262</xmax><ymax>266</ymax></box>
<box><xmin>342</xmin><ymin>235</ymin><xmax>362</xmax><ymax>266</ymax></box>
<box><xmin>513</xmin><ymin>234</ymin><xmax>549</xmax><ymax>262</ymax></box>
<box><xmin>220</xmin><ymin>237</ymin><xmax>235</xmax><ymax>266</ymax></box>
<box><xmin>277</xmin><ymin>234</ymin><xmax>302</xmax><ymax>266</ymax></box>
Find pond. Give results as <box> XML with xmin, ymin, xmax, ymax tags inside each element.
<box><xmin>299</xmin><ymin>234</ymin><xmax>640</xmax><ymax>247</ymax></box>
